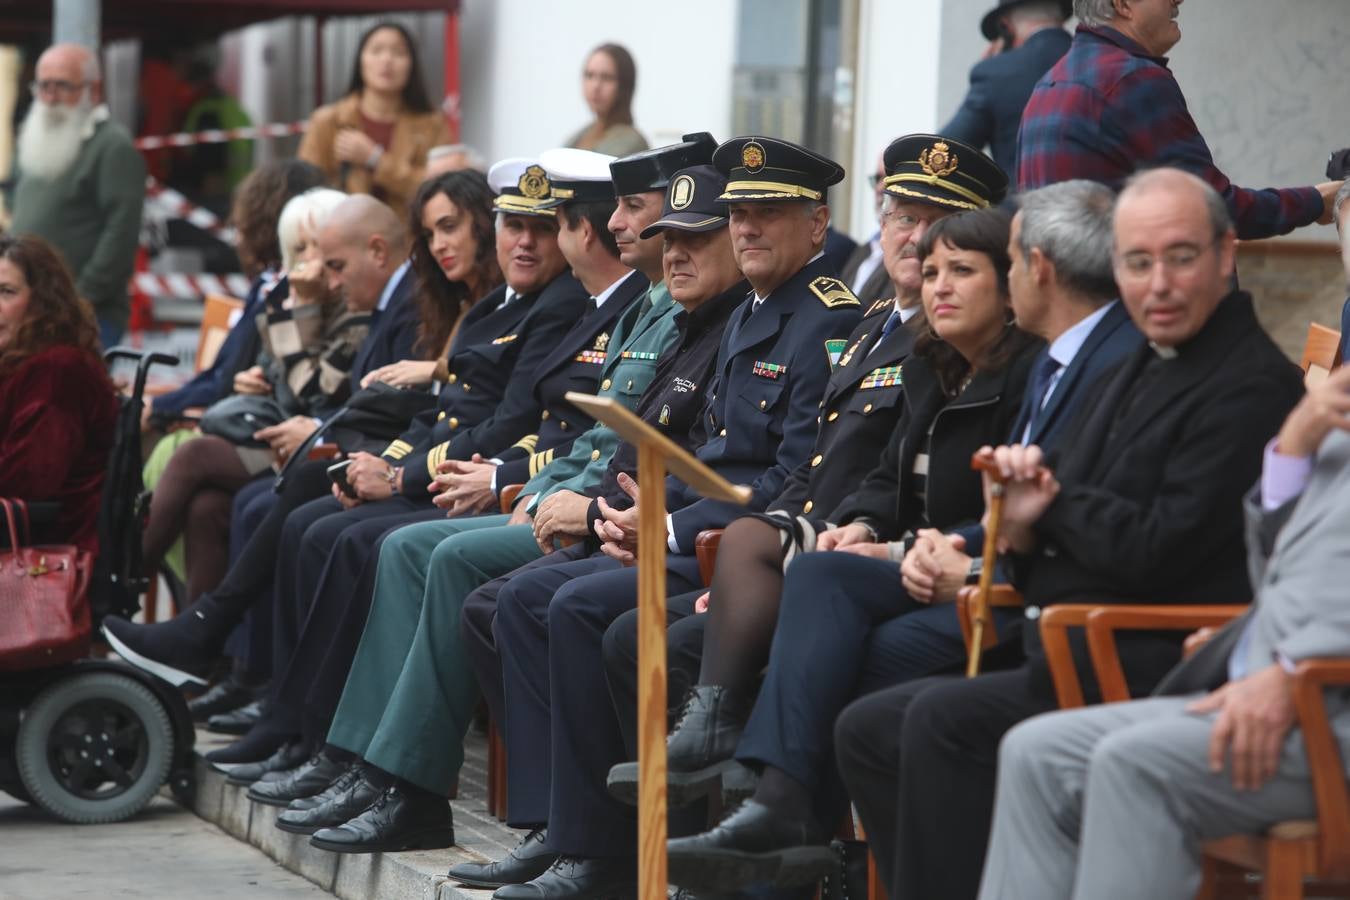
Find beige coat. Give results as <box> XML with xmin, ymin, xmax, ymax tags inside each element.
<box><xmin>298</xmin><ymin>94</ymin><xmax>451</xmax><ymax>215</ymax></box>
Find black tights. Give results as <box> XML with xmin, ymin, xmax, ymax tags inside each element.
<box><xmin>698</xmin><ymin>516</ymin><xmax>786</xmax><ymax>693</ymax></box>
<box><xmin>143</xmin><ymin>435</ymin><xmax>252</xmax><ymax>579</ymax></box>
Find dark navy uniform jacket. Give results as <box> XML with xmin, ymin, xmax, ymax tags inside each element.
<box><xmin>666</xmin><ymin>255</ymin><xmax>863</xmax><ymax>550</ymax></box>
<box><xmin>380</xmin><ymin>278</ymin><xmax>580</xmax><ymax>495</ymax></box>
<box><xmin>345</xmin><ymin>264</ymin><xmax>419</xmax><ymax>405</ymax></box>
<box><xmin>493</xmin><ymin>269</ymin><xmax>649</xmax><ymax>471</ymax></box>
<box><xmin>771</xmin><ymin>296</ymin><xmax>916</xmax><ymax>519</ymax></box>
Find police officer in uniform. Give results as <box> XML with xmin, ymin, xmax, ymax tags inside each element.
<box><xmin>482</xmin><ymin>136</ymin><xmax>862</xmax><ymax>900</ymax></box>
<box><xmin>603</xmin><ymin>133</ymin><xmax>1012</xmax><ymax>802</ymax></box>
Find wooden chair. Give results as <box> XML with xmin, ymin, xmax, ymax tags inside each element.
<box><xmin>695</xmin><ymin>529</ymin><xmax>723</xmax><ymax>586</ymax></box>
<box><xmin>1298</xmin><ymin>321</ymin><xmax>1341</xmax><ymax>386</ymax></box>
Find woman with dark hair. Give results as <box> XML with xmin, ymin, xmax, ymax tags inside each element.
<box><xmin>298</xmin><ymin>22</ymin><xmax>451</xmax><ymax>215</ymax></box>
<box><xmin>663</xmin><ymin>208</ymin><xmax>1043</xmax><ymax>892</ymax></box>
<box><xmin>565</xmin><ymin>43</ymin><xmax>648</xmax><ymax>156</ymax></box>
<box><xmin>0</xmin><ymin>236</ymin><xmax>117</xmax><ymax>556</ymax></box>
<box><xmin>360</xmin><ymin>168</ymin><xmax>503</xmax><ymax>389</ymax></box>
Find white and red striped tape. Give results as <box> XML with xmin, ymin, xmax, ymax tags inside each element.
<box><xmin>144</xmin><ymin>176</ymin><xmax>238</xmax><ymax>244</ymax></box>
<box><xmin>134</xmin><ymin>121</ymin><xmax>308</xmax><ymax>150</ymax></box>
<box><xmin>134</xmin><ymin>271</ymin><xmax>253</xmax><ymax>299</ymax></box>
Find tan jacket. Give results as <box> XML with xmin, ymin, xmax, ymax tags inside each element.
<box><xmin>298</xmin><ymin>94</ymin><xmax>451</xmax><ymax>214</ymax></box>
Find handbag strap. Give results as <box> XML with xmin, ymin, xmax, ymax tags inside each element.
<box><xmin>0</xmin><ymin>498</ymin><xmax>28</xmax><ymax>550</ymax></box>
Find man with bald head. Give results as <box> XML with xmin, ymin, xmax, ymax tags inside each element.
<box><xmin>829</xmin><ymin>168</ymin><xmax>1305</xmax><ymax>900</ymax></box>
<box><xmin>11</xmin><ymin>43</ymin><xmax>145</xmax><ymax>346</ymax></box>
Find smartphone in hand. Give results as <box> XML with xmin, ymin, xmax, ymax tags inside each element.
<box><xmin>326</xmin><ymin>459</ymin><xmax>359</xmax><ymax>499</ymax></box>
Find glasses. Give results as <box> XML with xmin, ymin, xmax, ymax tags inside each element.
<box><xmin>30</xmin><ymin>79</ymin><xmax>86</xmax><ymax>97</ymax></box>
<box><xmin>879</xmin><ymin>209</ymin><xmax>923</xmax><ymax>229</ymax></box>
<box><xmin>1117</xmin><ymin>240</ymin><xmax>1215</xmax><ymax>280</ymax></box>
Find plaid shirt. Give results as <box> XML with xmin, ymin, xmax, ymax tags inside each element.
<box><xmin>1016</xmin><ymin>25</ymin><xmax>1323</xmax><ymax>240</ymax></box>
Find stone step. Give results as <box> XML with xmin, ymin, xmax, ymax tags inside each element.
<box><xmin>189</xmin><ymin>727</ymin><xmax>520</xmax><ymax>900</ymax></box>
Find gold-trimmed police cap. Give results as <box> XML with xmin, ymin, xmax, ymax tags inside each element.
<box><xmin>537</xmin><ymin>148</ymin><xmax>618</xmax><ymax>209</ymax></box>
<box><xmin>639</xmin><ymin>165</ymin><xmax>729</xmax><ymax>238</ymax></box>
<box><xmin>882</xmin><ymin>134</ymin><xmax>1008</xmax><ymax>212</ymax></box>
<box><xmin>712</xmin><ymin>136</ymin><xmax>845</xmax><ymax>203</ymax></box>
<box><xmin>611</xmin><ymin>132</ymin><xmax>718</xmax><ymax>197</ymax></box>
<box><xmin>488</xmin><ymin>157</ymin><xmax>556</xmax><ymax>218</ymax></box>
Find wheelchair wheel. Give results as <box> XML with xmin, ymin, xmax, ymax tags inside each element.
<box><xmin>15</xmin><ymin>671</ymin><xmax>174</xmax><ymax>824</ymax></box>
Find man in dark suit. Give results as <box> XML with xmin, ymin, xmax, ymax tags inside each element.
<box><xmin>832</xmin><ymin>168</ymin><xmax>1305</xmax><ymax>900</ymax></box>
<box><xmin>836</xmin><ymin>152</ymin><xmax>893</xmax><ymax>308</ymax></box>
<box><xmin>899</xmin><ymin>178</ymin><xmax>1142</xmax><ymax>602</ymax></box>
<box><xmin>942</xmin><ymin>0</ymin><xmax>1071</xmax><ymax>178</ymax></box>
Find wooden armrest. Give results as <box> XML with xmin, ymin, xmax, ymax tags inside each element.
<box><xmin>306</xmin><ymin>444</ymin><xmax>341</xmax><ymax>462</ymax></box>
<box><xmin>1293</xmin><ymin>658</ymin><xmax>1350</xmax><ymax>878</ymax></box>
<box><xmin>1085</xmin><ymin>604</ymin><xmax>1247</xmax><ymax>703</ymax></box>
<box><xmin>695</xmin><ymin>529</ymin><xmax>724</xmax><ymax>587</ymax></box>
<box><xmin>500</xmin><ymin>484</ymin><xmax>524</xmax><ymax>514</ymax></box>
<box><xmin>956</xmin><ymin>585</ymin><xmax>1023</xmax><ymax>658</ymax></box>
<box><xmin>1038</xmin><ymin>605</ymin><xmax>1095</xmax><ymax>709</ymax></box>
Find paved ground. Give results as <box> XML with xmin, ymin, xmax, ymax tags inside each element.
<box><xmin>0</xmin><ymin>793</ymin><xmax>329</xmax><ymax>900</ymax></box>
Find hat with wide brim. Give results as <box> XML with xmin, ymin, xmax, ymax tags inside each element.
<box><xmin>980</xmin><ymin>0</ymin><xmax>1072</xmax><ymax>41</ymax></box>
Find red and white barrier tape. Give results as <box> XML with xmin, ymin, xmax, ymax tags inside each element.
<box><xmin>144</xmin><ymin>176</ymin><xmax>237</xmax><ymax>244</ymax></box>
<box><xmin>134</xmin><ymin>121</ymin><xmax>307</xmax><ymax>150</ymax></box>
<box><xmin>134</xmin><ymin>271</ymin><xmax>252</xmax><ymax>299</ymax></box>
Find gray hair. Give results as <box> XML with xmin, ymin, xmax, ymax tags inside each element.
<box><xmin>1010</xmin><ymin>1</ymin><xmax>1070</xmax><ymax>24</ymax></box>
<box><xmin>1073</xmin><ymin>0</ymin><xmax>1117</xmax><ymax>27</ymax></box>
<box><xmin>1016</xmin><ymin>180</ymin><xmax>1118</xmax><ymax>302</ymax></box>
<box><xmin>429</xmin><ymin>143</ymin><xmax>486</xmax><ymax>172</ymax></box>
<box><xmin>1120</xmin><ymin>167</ymin><xmax>1233</xmax><ymax>240</ymax></box>
<box><xmin>1334</xmin><ymin>179</ymin><xmax>1350</xmax><ymax>229</ymax></box>
<box><xmin>277</xmin><ymin>188</ymin><xmax>347</xmax><ymax>270</ymax></box>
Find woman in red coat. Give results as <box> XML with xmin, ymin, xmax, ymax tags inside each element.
<box><xmin>0</xmin><ymin>235</ymin><xmax>118</xmax><ymax>555</ymax></box>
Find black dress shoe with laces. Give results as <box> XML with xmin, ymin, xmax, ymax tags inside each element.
<box><xmin>248</xmin><ymin>752</ymin><xmax>347</xmax><ymax>806</ymax></box>
<box><xmin>188</xmin><ymin>676</ymin><xmax>260</xmax><ymax>722</ymax></box>
<box><xmin>275</xmin><ymin>767</ymin><xmax>381</xmax><ymax>835</ymax></box>
<box><xmin>492</xmin><ymin>855</ymin><xmax>636</xmax><ymax>900</ymax></box>
<box><xmin>448</xmin><ymin>828</ymin><xmax>555</xmax><ymax>888</ymax></box>
<box><xmin>224</xmin><ymin>740</ymin><xmax>309</xmax><ymax>785</ymax></box>
<box><xmin>608</xmin><ymin>685</ymin><xmax>752</xmax><ymax>807</ymax></box>
<box><xmin>666</xmin><ymin>800</ymin><xmax>835</xmax><ymax>891</ymax></box>
<box><xmin>208</xmin><ymin>699</ymin><xmax>264</xmax><ymax>735</ymax></box>
<box><xmin>309</xmin><ymin>785</ymin><xmax>455</xmax><ymax>853</ymax></box>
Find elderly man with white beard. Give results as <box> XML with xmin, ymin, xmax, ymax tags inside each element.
<box><xmin>11</xmin><ymin>43</ymin><xmax>145</xmax><ymax>347</ymax></box>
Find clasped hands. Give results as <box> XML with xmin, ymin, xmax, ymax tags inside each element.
<box><xmin>431</xmin><ymin>454</ymin><xmax>498</xmax><ymax>516</ymax></box>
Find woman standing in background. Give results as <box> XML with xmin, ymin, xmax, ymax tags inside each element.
<box><xmin>565</xmin><ymin>43</ymin><xmax>648</xmax><ymax>157</ymax></box>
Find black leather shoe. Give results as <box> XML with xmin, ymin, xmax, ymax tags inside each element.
<box><xmin>309</xmin><ymin>786</ymin><xmax>454</xmax><ymax>853</ymax></box>
<box><xmin>188</xmin><ymin>676</ymin><xmax>260</xmax><ymax>722</ymax></box>
<box><xmin>666</xmin><ymin>800</ymin><xmax>835</xmax><ymax>890</ymax></box>
<box><xmin>608</xmin><ymin>685</ymin><xmax>751</xmax><ymax>807</ymax></box>
<box><xmin>274</xmin><ymin>767</ymin><xmax>381</xmax><ymax>835</ymax></box>
<box><xmin>208</xmin><ymin>699</ymin><xmax>264</xmax><ymax>735</ymax></box>
<box><xmin>203</xmin><ymin>724</ymin><xmax>288</xmax><ymax>765</ymax></box>
<box><xmin>223</xmin><ymin>740</ymin><xmax>309</xmax><ymax>785</ymax></box>
<box><xmin>248</xmin><ymin>751</ymin><xmax>346</xmax><ymax>805</ymax></box>
<box><xmin>448</xmin><ymin>828</ymin><xmax>555</xmax><ymax>888</ymax></box>
<box><xmin>101</xmin><ymin>597</ymin><xmax>230</xmax><ymax>688</ymax></box>
<box><xmin>492</xmin><ymin>855</ymin><xmax>636</xmax><ymax>900</ymax></box>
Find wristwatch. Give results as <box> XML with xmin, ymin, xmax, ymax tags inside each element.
<box><xmin>384</xmin><ymin>465</ymin><xmax>403</xmax><ymax>495</ymax></box>
<box><xmin>965</xmin><ymin>557</ymin><xmax>984</xmax><ymax>585</ymax></box>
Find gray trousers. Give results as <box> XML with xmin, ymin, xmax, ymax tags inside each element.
<box><xmin>977</xmin><ymin>694</ymin><xmax>1318</xmax><ymax>900</ymax></box>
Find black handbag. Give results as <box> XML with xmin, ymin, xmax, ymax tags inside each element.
<box><xmin>197</xmin><ymin>394</ymin><xmax>289</xmax><ymax>447</ymax></box>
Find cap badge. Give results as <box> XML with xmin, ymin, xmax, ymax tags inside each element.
<box><xmin>741</xmin><ymin>141</ymin><xmax>766</xmax><ymax>174</ymax></box>
<box><xmin>670</xmin><ymin>174</ymin><xmax>695</xmax><ymax>210</ymax></box>
<box><xmin>919</xmin><ymin>141</ymin><xmax>959</xmax><ymax>178</ymax></box>
<box><xmin>518</xmin><ymin>165</ymin><xmax>551</xmax><ymax>199</ymax></box>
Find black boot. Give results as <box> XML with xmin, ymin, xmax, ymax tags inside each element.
<box><xmin>100</xmin><ymin>594</ymin><xmax>234</xmax><ymax>687</ymax></box>
<box><xmin>448</xmin><ymin>827</ymin><xmax>555</xmax><ymax>888</ymax></box>
<box><xmin>666</xmin><ymin>800</ymin><xmax>834</xmax><ymax>891</ymax></box>
<box><xmin>309</xmin><ymin>784</ymin><xmax>455</xmax><ymax>853</ymax></box>
<box><xmin>188</xmin><ymin>675</ymin><xmax>261</xmax><ymax>722</ymax></box>
<box><xmin>248</xmin><ymin>750</ymin><xmax>348</xmax><ymax>807</ymax></box>
<box><xmin>607</xmin><ymin>685</ymin><xmax>752</xmax><ymax>807</ymax></box>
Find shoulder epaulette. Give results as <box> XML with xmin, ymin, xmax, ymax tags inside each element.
<box><xmin>808</xmin><ymin>276</ymin><xmax>860</xmax><ymax>309</ymax></box>
<box><xmin>865</xmin><ymin>297</ymin><xmax>896</xmax><ymax>318</ymax></box>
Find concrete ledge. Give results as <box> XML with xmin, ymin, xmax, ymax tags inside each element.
<box><xmin>188</xmin><ymin>728</ymin><xmax>517</xmax><ymax>900</ymax></box>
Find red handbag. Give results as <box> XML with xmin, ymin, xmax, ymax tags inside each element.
<box><xmin>0</xmin><ymin>497</ymin><xmax>93</xmax><ymax>670</ymax></box>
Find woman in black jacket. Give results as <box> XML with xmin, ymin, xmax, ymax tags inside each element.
<box><xmin>662</xmin><ymin>209</ymin><xmax>1043</xmax><ymax>870</ymax></box>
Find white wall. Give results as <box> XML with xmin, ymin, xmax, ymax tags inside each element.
<box><xmin>846</xmin><ymin>0</ymin><xmax>944</xmax><ymax>239</ymax></box>
<box><xmin>457</xmin><ymin>0</ymin><xmax>738</xmax><ymax>163</ymax></box>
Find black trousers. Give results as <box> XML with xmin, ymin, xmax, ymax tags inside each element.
<box><xmin>254</xmin><ymin>495</ymin><xmax>440</xmax><ymax>743</ymax></box>
<box><xmin>833</xmin><ymin>668</ymin><xmax>1054</xmax><ymax>900</ymax></box>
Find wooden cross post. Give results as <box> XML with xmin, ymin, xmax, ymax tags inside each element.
<box><xmin>565</xmin><ymin>392</ymin><xmax>752</xmax><ymax>900</ymax></box>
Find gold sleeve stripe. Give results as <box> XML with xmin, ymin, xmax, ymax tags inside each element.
<box><xmin>528</xmin><ymin>448</ymin><xmax>556</xmax><ymax>478</ymax></box>
<box><xmin>426</xmin><ymin>442</ymin><xmax>449</xmax><ymax>479</ymax></box>
<box><xmin>384</xmin><ymin>440</ymin><xmax>414</xmax><ymax>460</ymax></box>
<box><xmin>512</xmin><ymin>434</ymin><xmax>539</xmax><ymax>452</ymax></box>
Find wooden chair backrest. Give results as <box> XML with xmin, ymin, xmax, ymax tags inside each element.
<box><xmin>196</xmin><ymin>294</ymin><xmax>245</xmax><ymax>374</ymax></box>
<box><xmin>1299</xmin><ymin>322</ymin><xmax>1341</xmax><ymax>386</ymax></box>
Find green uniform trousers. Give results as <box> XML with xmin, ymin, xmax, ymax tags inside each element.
<box><xmin>326</xmin><ymin>513</ymin><xmax>545</xmax><ymax>794</ymax></box>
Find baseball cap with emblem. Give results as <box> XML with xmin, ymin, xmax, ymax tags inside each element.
<box><xmin>882</xmin><ymin>133</ymin><xmax>1008</xmax><ymax>212</ymax></box>
<box><xmin>712</xmin><ymin>136</ymin><xmax>845</xmax><ymax>203</ymax></box>
<box><xmin>489</xmin><ymin>157</ymin><xmax>556</xmax><ymax>218</ymax></box>
<box><xmin>537</xmin><ymin>148</ymin><xmax>617</xmax><ymax>209</ymax></box>
<box><xmin>639</xmin><ymin>165</ymin><xmax>730</xmax><ymax>238</ymax></box>
<box><xmin>610</xmin><ymin>132</ymin><xmax>719</xmax><ymax>197</ymax></box>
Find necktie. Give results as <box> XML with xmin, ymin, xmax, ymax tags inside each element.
<box><xmin>1025</xmin><ymin>354</ymin><xmax>1063</xmax><ymax>437</ymax></box>
<box><xmin>866</xmin><ymin>310</ymin><xmax>905</xmax><ymax>359</ymax></box>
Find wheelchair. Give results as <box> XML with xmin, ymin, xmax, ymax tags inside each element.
<box><xmin>0</xmin><ymin>349</ymin><xmax>197</xmax><ymax>823</ymax></box>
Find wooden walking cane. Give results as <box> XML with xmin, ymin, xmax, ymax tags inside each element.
<box><xmin>967</xmin><ymin>453</ymin><xmax>1008</xmax><ymax>677</ymax></box>
<box><xmin>564</xmin><ymin>393</ymin><xmax>752</xmax><ymax>900</ymax></box>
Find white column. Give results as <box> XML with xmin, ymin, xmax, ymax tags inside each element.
<box><xmin>53</xmin><ymin>0</ymin><xmax>99</xmax><ymax>49</ymax></box>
